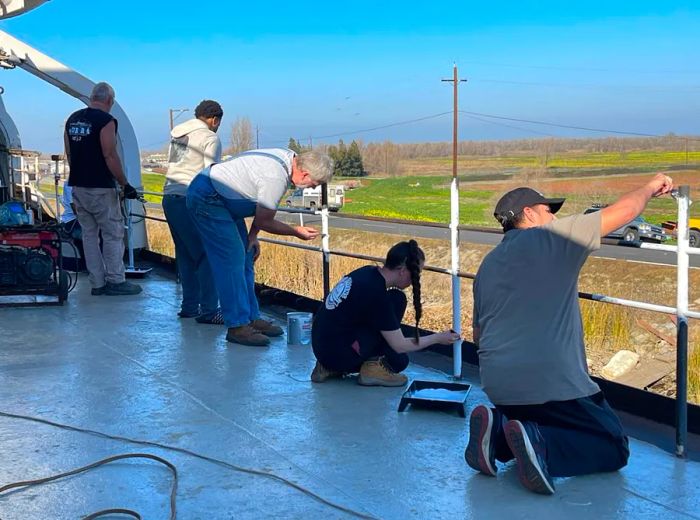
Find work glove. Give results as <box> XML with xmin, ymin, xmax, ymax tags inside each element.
<box><xmin>123</xmin><ymin>183</ymin><xmax>139</xmax><ymax>200</ymax></box>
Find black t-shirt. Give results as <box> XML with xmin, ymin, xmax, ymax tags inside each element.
<box><xmin>312</xmin><ymin>265</ymin><xmax>401</xmax><ymax>347</ymax></box>
<box><xmin>66</xmin><ymin>107</ymin><xmax>118</xmax><ymax>188</ymax></box>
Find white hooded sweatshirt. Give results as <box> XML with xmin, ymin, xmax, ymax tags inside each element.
<box><xmin>163</xmin><ymin>118</ymin><xmax>222</xmax><ymax>196</ymax></box>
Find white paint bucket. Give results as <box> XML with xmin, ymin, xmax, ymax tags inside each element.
<box><xmin>287</xmin><ymin>312</ymin><xmax>313</xmax><ymax>346</ymax></box>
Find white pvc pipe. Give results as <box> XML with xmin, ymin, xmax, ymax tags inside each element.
<box><xmin>450</xmin><ymin>177</ymin><xmax>462</xmax><ymax>378</ymax></box>
<box><xmin>677</xmin><ymin>189</ymin><xmax>690</xmax><ymax>319</ymax></box>
<box><xmin>321</xmin><ymin>206</ymin><xmax>330</xmax><ymax>268</ymax></box>
<box><xmin>676</xmin><ymin>187</ymin><xmax>691</xmax><ymax>457</ymax></box>
<box><xmin>640</xmin><ymin>242</ymin><xmax>700</xmax><ymax>255</ymax></box>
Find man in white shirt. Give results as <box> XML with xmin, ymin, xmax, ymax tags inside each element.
<box><xmin>186</xmin><ymin>148</ymin><xmax>333</xmax><ymax>346</ymax></box>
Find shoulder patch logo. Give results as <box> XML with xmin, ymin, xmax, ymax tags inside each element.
<box><xmin>325</xmin><ymin>276</ymin><xmax>352</xmax><ymax>310</ymax></box>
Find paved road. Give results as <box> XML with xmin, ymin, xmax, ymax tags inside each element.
<box><xmin>277</xmin><ymin>212</ymin><xmax>700</xmax><ymax>268</ymax></box>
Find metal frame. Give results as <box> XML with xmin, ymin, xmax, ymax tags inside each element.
<box><xmin>129</xmin><ymin>184</ymin><xmax>694</xmax><ymax>457</ymax></box>
<box><xmin>0</xmin><ymin>28</ymin><xmax>147</xmax><ymax>248</ymax></box>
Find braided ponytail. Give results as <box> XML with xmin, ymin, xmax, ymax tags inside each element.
<box><xmin>385</xmin><ymin>240</ymin><xmax>426</xmax><ymax>343</ymax></box>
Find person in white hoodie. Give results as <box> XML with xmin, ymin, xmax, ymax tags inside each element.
<box><xmin>163</xmin><ymin>100</ymin><xmax>223</xmax><ymax>323</ymax></box>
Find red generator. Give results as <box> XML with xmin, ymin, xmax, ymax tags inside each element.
<box><xmin>0</xmin><ymin>225</ymin><xmax>69</xmax><ymax>305</ymax></box>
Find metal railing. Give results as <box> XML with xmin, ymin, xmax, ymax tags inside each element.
<box><xmin>131</xmin><ymin>184</ymin><xmax>694</xmax><ymax>458</ymax></box>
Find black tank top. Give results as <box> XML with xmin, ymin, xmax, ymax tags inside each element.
<box><xmin>66</xmin><ymin>107</ymin><xmax>119</xmax><ymax>188</ymax></box>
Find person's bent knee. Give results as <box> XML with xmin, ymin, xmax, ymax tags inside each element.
<box><xmin>611</xmin><ymin>436</ymin><xmax>630</xmax><ymax>471</ymax></box>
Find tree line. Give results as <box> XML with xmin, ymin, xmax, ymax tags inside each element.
<box><xmin>223</xmin><ymin>116</ymin><xmax>698</xmax><ymax>177</ymax></box>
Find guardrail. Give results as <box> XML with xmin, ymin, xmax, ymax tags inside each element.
<box><xmin>131</xmin><ymin>184</ymin><xmax>694</xmax><ymax>458</ymax></box>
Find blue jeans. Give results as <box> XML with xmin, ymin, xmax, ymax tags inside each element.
<box><xmin>186</xmin><ymin>174</ymin><xmax>259</xmax><ymax>328</ymax></box>
<box><xmin>163</xmin><ymin>194</ymin><xmax>219</xmax><ymax>317</ymax></box>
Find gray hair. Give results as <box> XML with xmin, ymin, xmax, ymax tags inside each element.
<box><xmin>90</xmin><ymin>82</ymin><xmax>115</xmax><ymax>103</ymax></box>
<box><xmin>296</xmin><ymin>151</ymin><xmax>333</xmax><ymax>184</ymax></box>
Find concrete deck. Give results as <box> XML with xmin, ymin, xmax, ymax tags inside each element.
<box><xmin>1</xmin><ymin>271</ymin><xmax>699</xmax><ymax>519</ymax></box>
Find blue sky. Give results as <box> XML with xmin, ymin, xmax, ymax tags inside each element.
<box><xmin>1</xmin><ymin>0</ymin><xmax>698</xmax><ymax>153</ymax></box>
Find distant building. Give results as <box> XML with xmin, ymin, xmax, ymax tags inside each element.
<box><xmin>142</xmin><ymin>153</ymin><xmax>168</xmax><ymax>170</ymax></box>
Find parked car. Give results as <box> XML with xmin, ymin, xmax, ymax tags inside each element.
<box><xmin>584</xmin><ymin>205</ymin><xmax>666</xmax><ymax>244</ymax></box>
<box><xmin>284</xmin><ymin>185</ymin><xmax>344</xmax><ymax>212</ymax></box>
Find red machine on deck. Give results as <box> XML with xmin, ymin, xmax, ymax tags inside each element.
<box><xmin>0</xmin><ymin>225</ymin><xmax>69</xmax><ymax>304</ymax></box>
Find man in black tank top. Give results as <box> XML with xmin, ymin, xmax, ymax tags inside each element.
<box><xmin>64</xmin><ymin>82</ymin><xmax>142</xmax><ymax>296</ymax></box>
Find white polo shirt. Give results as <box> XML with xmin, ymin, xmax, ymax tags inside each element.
<box><xmin>208</xmin><ymin>148</ymin><xmax>294</xmax><ymax>210</ymax></box>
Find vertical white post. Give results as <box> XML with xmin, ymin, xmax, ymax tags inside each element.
<box><xmin>321</xmin><ymin>204</ymin><xmax>331</xmax><ymax>298</ymax></box>
<box><xmin>675</xmin><ymin>186</ymin><xmax>690</xmax><ymax>457</ymax></box>
<box><xmin>677</xmin><ymin>187</ymin><xmax>689</xmax><ymax>319</ymax></box>
<box><xmin>321</xmin><ymin>206</ymin><xmax>330</xmax><ymax>265</ymax></box>
<box><xmin>451</xmin><ymin>177</ymin><xmax>462</xmax><ymax>378</ymax></box>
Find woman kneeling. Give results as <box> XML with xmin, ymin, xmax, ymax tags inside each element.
<box><xmin>311</xmin><ymin>240</ymin><xmax>460</xmax><ymax>386</ymax></box>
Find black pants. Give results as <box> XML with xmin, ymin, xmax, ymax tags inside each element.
<box><xmin>494</xmin><ymin>392</ymin><xmax>630</xmax><ymax>477</ymax></box>
<box><xmin>313</xmin><ymin>289</ymin><xmax>410</xmax><ymax>373</ymax></box>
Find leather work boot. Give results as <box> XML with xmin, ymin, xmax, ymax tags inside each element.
<box><xmin>226</xmin><ymin>325</ymin><xmax>270</xmax><ymax>346</ymax></box>
<box><xmin>250</xmin><ymin>319</ymin><xmax>284</xmax><ymax>337</ymax></box>
<box><xmin>310</xmin><ymin>360</ymin><xmax>341</xmax><ymax>383</ymax></box>
<box><xmin>357</xmin><ymin>357</ymin><xmax>408</xmax><ymax>387</ymax></box>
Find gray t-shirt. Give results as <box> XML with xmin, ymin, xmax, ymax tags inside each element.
<box><xmin>207</xmin><ymin>148</ymin><xmax>294</xmax><ymax>209</ymax></box>
<box><xmin>473</xmin><ymin>212</ymin><xmax>602</xmax><ymax>405</ymax></box>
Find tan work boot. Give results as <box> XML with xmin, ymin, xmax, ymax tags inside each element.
<box><xmin>311</xmin><ymin>360</ymin><xmax>341</xmax><ymax>383</ymax></box>
<box><xmin>226</xmin><ymin>325</ymin><xmax>270</xmax><ymax>346</ymax></box>
<box><xmin>250</xmin><ymin>319</ymin><xmax>284</xmax><ymax>337</ymax></box>
<box><xmin>358</xmin><ymin>357</ymin><xmax>408</xmax><ymax>387</ymax></box>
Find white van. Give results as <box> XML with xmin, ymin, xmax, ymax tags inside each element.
<box><xmin>284</xmin><ymin>184</ymin><xmax>344</xmax><ymax>212</ymax></box>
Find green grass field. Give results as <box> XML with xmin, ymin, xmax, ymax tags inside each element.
<box><xmin>40</xmin><ymin>156</ymin><xmax>697</xmax><ymax>231</ymax></box>
<box><xmin>339</xmin><ymin>175</ymin><xmax>696</xmax><ymax>227</ymax></box>
<box><xmin>142</xmin><ymin>172</ymin><xmax>166</xmax><ymax>203</ymax></box>
<box><xmin>343</xmin><ymin>176</ymin><xmax>493</xmax><ymax>224</ymax></box>
<box><xmin>143</xmin><ymin>167</ymin><xmax>696</xmax><ymax>227</ymax></box>
<box><xmin>405</xmin><ymin>150</ymin><xmax>700</xmax><ymax>176</ymax></box>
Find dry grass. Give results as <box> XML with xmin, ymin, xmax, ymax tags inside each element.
<box><xmin>145</xmin><ymin>210</ymin><xmax>175</xmax><ymax>257</ymax></box>
<box><xmin>145</xmin><ymin>218</ymin><xmax>700</xmax><ymax>403</ymax></box>
<box><xmin>690</xmin><ymin>346</ymin><xmax>700</xmax><ymax>404</ymax></box>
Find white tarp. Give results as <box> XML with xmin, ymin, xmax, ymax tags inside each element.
<box><xmin>0</xmin><ymin>0</ymin><xmax>48</xmax><ymax>20</ymax></box>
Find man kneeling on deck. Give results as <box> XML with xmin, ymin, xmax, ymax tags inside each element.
<box><xmin>311</xmin><ymin>240</ymin><xmax>460</xmax><ymax>386</ymax></box>
<box><xmin>465</xmin><ymin>173</ymin><xmax>673</xmax><ymax>495</ymax></box>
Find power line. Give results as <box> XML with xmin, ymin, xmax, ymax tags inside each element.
<box><xmin>462</xmin><ymin>113</ymin><xmax>553</xmax><ymax>137</ymax></box>
<box><xmin>470</xmin><ymin>77</ymin><xmax>700</xmax><ymax>93</ymax></box>
<box><xmin>460</xmin><ymin>60</ymin><xmax>700</xmax><ymax>76</ymax></box>
<box><xmin>263</xmin><ymin>111</ymin><xmax>453</xmax><ymax>146</ymax></box>
<box><xmin>459</xmin><ymin>110</ymin><xmax>670</xmax><ymax>138</ymax></box>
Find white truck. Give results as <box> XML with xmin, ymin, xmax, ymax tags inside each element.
<box><xmin>284</xmin><ymin>185</ymin><xmax>344</xmax><ymax>212</ymax></box>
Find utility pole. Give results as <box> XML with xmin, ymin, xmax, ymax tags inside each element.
<box><xmin>256</xmin><ymin>126</ymin><xmax>259</xmax><ymax>148</ymax></box>
<box><xmin>309</xmin><ymin>136</ymin><xmax>313</xmax><ymax>150</ymax></box>
<box><xmin>169</xmin><ymin>108</ymin><xmax>189</xmax><ymax>130</ymax></box>
<box><xmin>441</xmin><ymin>64</ymin><xmax>467</xmax><ymax>182</ymax></box>
<box><xmin>441</xmin><ymin>63</ymin><xmax>467</xmax><ymax>379</ymax></box>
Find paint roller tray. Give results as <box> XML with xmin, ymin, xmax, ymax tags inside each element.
<box><xmin>398</xmin><ymin>380</ymin><xmax>471</xmax><ymax>417</ymax></box>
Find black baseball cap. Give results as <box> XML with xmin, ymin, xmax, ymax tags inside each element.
<box><xmin>494</xmin><ymin>187</ymin><xmax>565</xmax><ymax>224</ymax></box>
